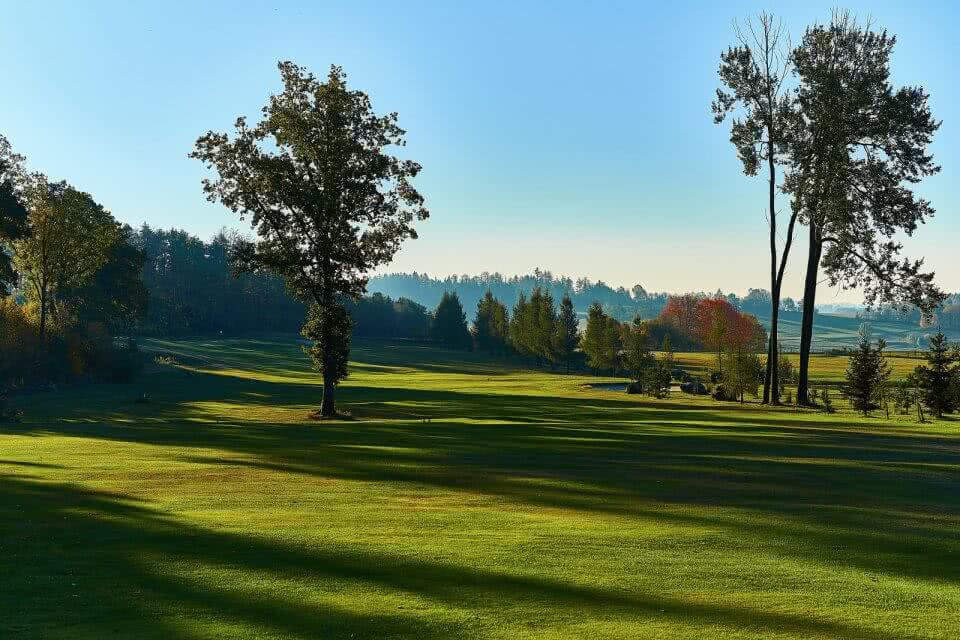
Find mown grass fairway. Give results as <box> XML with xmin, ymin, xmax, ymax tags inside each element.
<box><xmin>3</xmin><ymin>337</ymin><xmax>959</xmax><ymax>639</ymax></box>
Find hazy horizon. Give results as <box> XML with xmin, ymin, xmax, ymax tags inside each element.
<box><xmin>1</xmin><ymin>1</ymin><xmax>956</xmax><ymax>303</ymax></box>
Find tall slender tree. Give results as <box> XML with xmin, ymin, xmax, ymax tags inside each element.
<box><xmin>581</xmin><ymin>302</ymin><xmax>608</xmax><ymax>374</ymax></box>
<box><xmin>786</xmin><ymin>14</ymin><xmax>943</xmax><ymax>404</ymax></box>
<box><xmin>535</xmin><ymin>288</ymin><xmax>558</xmax><ymax>367</ymax></box>
<box><xmin>192</xmin><ymin>62</ymin><xmax>427</xmax><ymax>417</ymax></box>
<box><xmin>554</xmin><ymin>293</ymin><xmax>580</xmax><ymax>373</ymax></box>
<box><xmin>509</xmin><ymin>293</ymin><xmax>532</xmax><ymax>359</ymax></box>
<box><xmin>713</xmin><ymin>12</ymin><xmax>796</xmax><ymax>405</ymax></box>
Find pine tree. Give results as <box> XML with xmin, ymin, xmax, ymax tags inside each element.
<box><xmin>431</xmin><ymin>292</ymin><xmax>472</xmax><ymax>350</ymax></box>
<box><xmin>474</xmin><ymin>290</ymin><xmax>509</xmax><ymax>354</ymax></box>
<box><xmin>602</xmin><ymin>316</ymin><xmax>622</xmax><ymax>375</ymax></box>
<box><xmin>581</xmin><ymin>302</ymin><xmax>607</xmax><ymax>374</ymax></box>
<box><xmin>553</xmin><ymin>294</ymin><xmax>580</xmax><ymax>373</ymax></box>
<box><xmin>622</xmin><ymin>316</ymin><xmax>655</xmax><ymax>392</ymax></box>
<box><xmin>535</xmin><ymin>288</ymin><xmax>558</xmax><ymax>367</ymax></box>
<box><xmin>509</xmin><ymin>293</ymin><xmax>532</xmax><ymax>359</ymax></box>
<box><xmin>914</xmin><ymin>332</ymin><xmax>959</xmax><ymax>418</ymax></box>
<box><xmin>844</xmin><ymin>337</ymin><xmax>891</xmax><ymax>416</ymax></box>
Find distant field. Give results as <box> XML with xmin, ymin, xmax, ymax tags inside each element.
<box><xmin>752</xmin><ymin>310</ymin><xmax>936</xmax><ymax>352</ymax></box>
<box><xmin>3</xmin><ymin>337</ymin><xmax>959</xmax><ymax>639</ymax></box>
<box><xmin>672</xmin><ymin>350</ymin><xmax>925</xmax><ymax>386</ymax></box>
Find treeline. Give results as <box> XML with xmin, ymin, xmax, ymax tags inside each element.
<box><xmin>368</xmin><ymin>271</ymin><xmax>803</xmax><ymax>322</ymax></box>
<box><xmin>426</xmin><ymin>286</ymin><xmax>768</xmax><ymax>400</ymax></box>
<box><xmin>1</xmin><ymin>141</ymin><xmax>148</xmax><ymax>394</ymax></box>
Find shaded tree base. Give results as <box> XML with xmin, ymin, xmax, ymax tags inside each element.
<box><xmin>308</xmin><ymin>409</ymin><xmax>353</xmax><ymax>421</ymax></box>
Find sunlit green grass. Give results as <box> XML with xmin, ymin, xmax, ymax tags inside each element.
<box><xmin>2</xmin><ymin>337</ymin><xmax>958</xmax><ymax>639</ymax></box>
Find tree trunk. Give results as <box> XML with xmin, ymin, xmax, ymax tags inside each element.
<box><xmin>320</xmin><ymin>368</ymin><xmax>336</xmax><ymax>417</ymax></box>
<box><xmin>763</xmin><ymin>151</ymin><xmax>778</xmax><ymax>404</ymax></box>
<box><xmin>767</xmin><ymin>290</ymin><xmax>781</xmax><ymax>405</ymax></box>
<box><xmin>797</xmin><ymin>227</ymin><xmax>823</xmax><ymax>405</ymax></box>
<box><xmin>38</xmin><ymin>293</ymin><xmax>48</xmax><ymax>345</ymax></box>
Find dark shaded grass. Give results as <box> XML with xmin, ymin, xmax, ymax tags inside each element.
<box><xmin>2</xmin><ymin>337</ymin><xmax>959</xmax><ymax>638</ymax></box>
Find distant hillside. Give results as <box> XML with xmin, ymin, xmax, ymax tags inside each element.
<box><xmin>369</xmin><ymin>272</ymin><xmax>956</xmax><ymax>353</ymax></box>
<box><xmin>752</xmin><ymin>309</ymin><xmax>951</xmax><ymax>353</ymax></box>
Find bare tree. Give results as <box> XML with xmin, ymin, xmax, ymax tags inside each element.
<box><xmin>713</xmin><ymin>13</ymin><xmax>796</xmax><ymax>405</ymax></box>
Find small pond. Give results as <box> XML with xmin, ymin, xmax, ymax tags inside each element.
<box><xmin>582</xmin><ymin>382</ymin><xmax>629</xmax><ymax>392</ymax></box>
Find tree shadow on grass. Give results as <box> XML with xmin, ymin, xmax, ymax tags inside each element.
<box><xmin>1</xmin><ymin>473</ymin><xmax>925</xmax><ymax>640</ymax></box>
<box><xmin>5</xmin><ymin>370</ymin><xmax>960</xmax><ymax>592</ymax></box>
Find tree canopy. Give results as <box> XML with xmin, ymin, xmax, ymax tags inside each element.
<box><xmin>191</xmin><ymin>62</ymin><xmax>427</xmax><ymax>416</ymax></box>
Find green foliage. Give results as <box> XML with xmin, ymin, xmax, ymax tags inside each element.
<box><xmin>776</xmin><ymin>343</ymin><xmax>795</xmax><ymax>396</ymax></box>
<box><xmin>844</xmin><ymin>337</ymin><xmax>892</xmax><ymax>416</ymax></box>
<box><xmin>0</xmin><ymin>134</ymin><xmax>29</xmax><ymax>296</ymax></box>
<box><xmin>622</xmin><ymin>316</ymin><xmax>656</xmax><ymax>392</ymax></box>
<box><xmin>913</xmin><ymin>332</ymin><xmax>959</xmax><ymax>418</ymax></box>
<box><xmin>720</xmin><ymin>350</ymin><xmax>763</xmax><ymax>403</ymax></box>
<box><xmin>136</xmin><ymin>227</ymin><xmax>306</xmax><ymax>335</ymax></box>
<box><xmin>302</xmin><ymin>302</ymin><xmax>351</xmax><ymax>386</ymax></box>
<box><xmin>348</xmin><ymin>293</ymin><xmax>431</xmax><ymax>340</ymax></box>
<box><xmin>430</xmin><ymin>292</ymin><xmax>472</xmax><ymax>350</ymax></box>
<box><xmin>534</xmin><ymin>288</ymin><xmax>559</xmax><ymax>366</ymax></box>
<box><xmin>191</xmin><ymin>62</ymin><xmax>427</xmax><ymax>416</ymax></box>
<box><xmin>553</xmin><ymin>294</ymin><xmax>580</xmax><ymax>372</ymax></box>
<box><xmin>508</xmin><ymin>287</ymin><xmax>563</xmax><ymax>366</ymax></box>
<box><xmin>14</xmin><ymin>176</ymin><xmax>120</xmax><ymax>342</ymax></box>
<box><xmin>581</xmin><ymin>302</ymin><xmax>621</xmax><ymax>374</ymax></box>
<box><xmin>473</xmin><ymin>291</ymin><xmax>510</xmax><ymax>355</ymax></box>
<box><xmin>66</xmin><ymin>225</ymin><xmax>147</xmax><ymax>335</ymax></box>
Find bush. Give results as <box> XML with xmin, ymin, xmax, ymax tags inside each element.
<box><xmin>712</xmin><ymin>384</ymin><xmax>737</xmax><ymax>402</ymax></box>
<box><xmin>0</xmin><ymin>299</ymin><xmax>38</xmax><ymax>390</ymax></box>
<box><xmin>1</xmin><ymin>300</ymin><xmax>144</xmax><ymax>389</ymax></box>
<box><xmin>680</xmin><ymin>381</ymin><xmax>708</xmax><ymax>395</ymax></box>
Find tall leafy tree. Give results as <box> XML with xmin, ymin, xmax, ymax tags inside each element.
<box><xmin>66</xmin><ymin>224</ymin><xmax>148</xmax><ymax>336</ymax></box>
<box><xmin>553</xmin><ymin>293</ymin><xmax>580</xmax><ymax>373</ymax></box>
<box><xmin>713</xmin><ymin>12</ymin><xmax>796</xmax><ymax>405</ymax></box>
<box><xmin>0</xmin><ymin>135</ymin><xmax>28</xmax><ymax>297</ymax></box>
<box><xmin>786</xmin><ymin>14</ymin><xmax>943</xmax><ymax>404</ymax></box>
<box><xmin>913</xmin><ymin>332</ymin><xmax>959</xmax><ymax>419</ymax></box>
<box><xmin>14</xmin><ymin>176</ymin><xmax>118</xmax><ymax>344</ymax></box>
<box><xmin>191</xmin><ymin>62</ymin><xmax>427</xmax><ymax>417</ymax></box>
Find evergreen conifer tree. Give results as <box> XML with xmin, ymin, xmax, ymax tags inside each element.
<box><xmin>914</xmin><ymin>332</ymin><xmax>959</xmax><ymax>418</ymax></box>
<box><xmin>845</xmin><ymin>337</ymin><xmax>891</xmax><ymax>416</ymax></box>
<box><xmin>554</xmin><ymin>294</ymin><xmax>580</xmax><ymax>373</ymax></box>
<box><xmin>431</xmin><ymin>292</ymin><xmax>472</xmax><ymax>350</ymax></box>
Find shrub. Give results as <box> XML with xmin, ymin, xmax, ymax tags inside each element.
<box><xmin>712</xmin><ymin>384</ymin><xmax>737</xmax><ymax>402</ymax></box>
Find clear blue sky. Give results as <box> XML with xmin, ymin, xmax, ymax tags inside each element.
<box><xmin>1</xmin><ymin>1</ymin><xmax>956</xmax><ymax>301</ymax></box>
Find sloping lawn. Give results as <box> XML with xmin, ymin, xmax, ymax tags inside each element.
<box><xmin>2</xmin><ymin>337</ymin><xmax>958</xmax><ymax>639</ymax></box>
